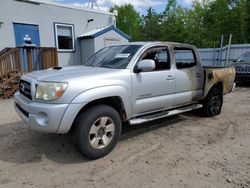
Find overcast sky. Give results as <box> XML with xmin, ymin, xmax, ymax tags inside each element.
<box><xmin>53</xmin><ymin>0</ymin><xmax>193</xmax><ymax>14</ymax></box>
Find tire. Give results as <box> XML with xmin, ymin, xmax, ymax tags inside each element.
<box><xmin>73</xmin><ymin>105</ymin><xmax>122</xmax><ymax>159</ymax></box>
<box><xmin>201</xmin><ymin>88</ymin><xmax>223</xmax><ymax>117</ymax></box>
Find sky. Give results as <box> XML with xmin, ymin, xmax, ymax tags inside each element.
<box><xmin>51</xmin><ymin>0</ymin><xmax>194</xmax><ymax>14</ymax></box>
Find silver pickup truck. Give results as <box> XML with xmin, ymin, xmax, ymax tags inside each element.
<box><xmin>14</xmin><ymin>42</ymin><xmax>235</xmax><ymax>159</ymax></box>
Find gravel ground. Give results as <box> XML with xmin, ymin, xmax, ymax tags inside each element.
<box><xmin>0</xmin><ymin>84</ymin><xmax>249</xmax><ymax>188</ymax></box>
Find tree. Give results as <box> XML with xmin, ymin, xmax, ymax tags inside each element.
<box><xmin>185</xmin><ymin>2</ymin><xmax>206</xmax><ymax>47</ymax></box>
<box><xmin>141</xmin><ymin>7</ymin><xmax>162</xmax><ymax>41</ymax></box>
<box><xmin>201</xmin><ymin>0</ymin><xmax>247</xmax><ymax>46</ymax></box>
<box><xmin>111</xmin><ymin>0</ymin><xmax>250</xmax><ymax>47</ymax></box>
<box><xmin>161</xmin><ymin>0</ymin><xmax>188</xmax><ymax>43</ymax></box>
<box><xmin>110</xmin><ymin>4</ymin><xmax>142</xmax><ymax>41</ymax></box>
<box><xmin>244</xmin><ymin>0</ymin><xmax>250</xmax><ymax>42</ymax></box>
<box><xmin>227</xmin><ymin>0</ymin><xmax>245</xmax><ymax>43</ymax></box>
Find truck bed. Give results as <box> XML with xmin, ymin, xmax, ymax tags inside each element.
<box><xmin>203</xmin><ymin>66</ymin><xmax>236</xmax><ymax>98</ymax></box>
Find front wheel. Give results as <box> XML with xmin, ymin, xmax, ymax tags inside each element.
<box><xmin>73</xmin><ymin>105</ymin><xmax>122</xmax><ymax>159</ymax></box>
<box><xmin>201</xmin><ymin>88</ymin><xmax>223</xmax><ymax>117</ymax></box>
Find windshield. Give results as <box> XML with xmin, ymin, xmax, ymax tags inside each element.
<box><xmin>237</xmin><ymin>53</ymin><xmax>250</xmax><ymax>63</ymax></box>
<box><xmin>83</xmin><ymin>45</ymin><xmax>142</xmax><ymax>69</ymax></box>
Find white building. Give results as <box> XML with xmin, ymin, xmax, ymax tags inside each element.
<box><xmin>0</xmin><ymin>0</ymin><xmax>129</xmax><ymax>67</ymax></box>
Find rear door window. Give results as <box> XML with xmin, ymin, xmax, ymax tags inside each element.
<box><xmin>174</xmin><ymin>48</ymin><xmax>197</xmax><ymax>69</ymax></box>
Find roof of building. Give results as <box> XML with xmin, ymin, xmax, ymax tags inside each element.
<box><xmin>79</xmin><ymin>25</ymin><xmax>130</xmax><ymax>40</ymax></box>
<box><xmin>16</xmin><ymin>0</ymin><xmax>115</xmax><ymax>16</ymax></box>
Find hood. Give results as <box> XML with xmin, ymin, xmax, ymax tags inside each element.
<box><xmin>21</xmin><ymin>65</ymin><xmax>131</xmax><ymax>104</ymax></box>
<box><xmin>232</xmin><ymin>62</ymin><xmax>250</xmax><ymax>67</ymax></box>
<box><xmin>232</xmin><ymin>62</ymin><xmax>250</xmax><ymax>73</ymax></box>
<box><xmin>27</xmin><ymin>66</ymin><xmax>120</xmax><ymax>82</ymax></box>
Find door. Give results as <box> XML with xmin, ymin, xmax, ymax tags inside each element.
<box><xmin>173</xmin><ymin>47</ymin><xmax>204</xmax><ymax>106</ymax></box>
<box><xmin>132</xmin><ymin>47</ymin><xmax>175</xmax><ymax>115</ymax></box>
<box><xmin>13</xmin><ymin>23</ymin><xmax>41</xmax><ymax>71</ymax></box>
<box><xmin>13</xmin><ymin>23</ymin><xmax>40</xmax><ymax>47</ymax></box>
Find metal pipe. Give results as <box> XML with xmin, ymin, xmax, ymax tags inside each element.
<box><xmin>226</xmin><ymin>34</ymin><xmax>232</xmax><ymax>66</ymax></box>
<box><xmin>219</xmin><ymin>35</ymin><xmax>224</xmax><ymax>67</ymax></box>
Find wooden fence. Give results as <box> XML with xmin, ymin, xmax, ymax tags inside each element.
<box><xmin>0</xmin><ymin>47</ymin><xmax>58</xmax><ymax>98</ymax></box>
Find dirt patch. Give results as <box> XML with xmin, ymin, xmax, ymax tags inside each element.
<box><xmin>0</xmin><ymin>86</ymin><xmax>249</xmax><ymax>187</ymax></box>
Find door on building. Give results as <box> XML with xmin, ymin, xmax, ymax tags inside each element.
<box><xmin>14</xmin><ymin>23</ymin><xmax>40</xmax><ymax>47</ymax></box>
<box><xmin>13</xmin><ymin>23</ymin><xmax>41</xmax><ymax>71</ymax></box>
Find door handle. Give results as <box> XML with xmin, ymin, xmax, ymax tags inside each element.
<box><xmin>166</xmin><ymin>75</ymin><xmax>174</xmax><ymax>81</ymax></box>
<box><xmin>196</xmin><ymin>73</ymin><xmax>201</xmax><ymax>77</ymax></box>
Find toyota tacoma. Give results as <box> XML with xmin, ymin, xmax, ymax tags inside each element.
<box><xmin>14</xmin><ymin>42</ymin><xmax>236</xmax><ymax>159</ymax></box>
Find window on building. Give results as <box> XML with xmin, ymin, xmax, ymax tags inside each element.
<box><xmin>174</xmin><ymin>48</ymin><xmax>197</xmax><ymax>69</ymax></box>
<box><xmin>55</xmin><ymin>23</ymin><xmax>75</xmax><ymax>52</ymax></box>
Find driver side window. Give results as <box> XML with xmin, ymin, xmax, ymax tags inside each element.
<box><xmin>141</xmin><ymin>47</ymin><xmax>170</xmax><ymax>71</ymax></box>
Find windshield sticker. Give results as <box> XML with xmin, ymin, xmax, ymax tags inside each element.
<box><xmin>115</xmin><ymin>53</ymin><xmax>131</xmax><ymax>58</ymax></box>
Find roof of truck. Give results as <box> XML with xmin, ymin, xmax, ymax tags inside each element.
<box><xmin>129</xmin><ymin>41</ymin><xmax>191</xmax><ymax>45</ymax></box>
<box><xmin>128</xmin><ymin>41</ymin><xmax>196</xmax><ymax>48</ymax></box>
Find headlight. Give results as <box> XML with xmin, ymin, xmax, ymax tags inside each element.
<box><xmin>35</xmin><ymin>82</ymin><xmax>68</xmax><ymax>101</ymax></box>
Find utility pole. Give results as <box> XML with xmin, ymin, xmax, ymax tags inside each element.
<box><xmin>87</xmin><ymin>0</ymin><xmax>99</xmax><ymax>10</ymax></box>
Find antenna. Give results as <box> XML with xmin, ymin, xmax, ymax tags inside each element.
<box><xmin>87</xmin><ymin>0</ymin><xmax>99</xmax><ymax>10</ymax></box>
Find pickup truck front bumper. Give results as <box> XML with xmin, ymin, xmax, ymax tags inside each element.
<box><xmin>235</xmin><ymin>73</ymin><xmax>250</xmax><ymax>82</ymax></box>
<box><xmin>14</xmin><ymin>92</ymin><xmax>69</xmax><ymax>133</ymax></box>
<box><xmin>14</xmin><ymin>92</ymin><xmax>86</xmax><ymax>134</ymax></box>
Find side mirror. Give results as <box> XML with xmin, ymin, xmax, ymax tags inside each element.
<box><xmin>134</xmin><ymin>59</ymin><xmax>155</xmax><ymax>73</ymax></box>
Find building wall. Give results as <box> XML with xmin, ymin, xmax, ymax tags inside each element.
<box><xmin>94</xmin><ymin>30</ymin><xmax>129</xmax><ymax>53</ymax></box>
<box><xmin>0</xmin><ymin>0</ymin><xmax>115</xmax><ymax>66</ymax></box>
<box><xmin>80</xmin><ymin>30</ymin><xmax>129</xmax><ymax>61</ymax></box>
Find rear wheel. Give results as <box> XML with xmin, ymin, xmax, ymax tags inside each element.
<box><xmin>73</xmin><ymin>105</ymin><xmax>122</xmax><ymax>159</ymax></box>
<box><xmin>202</xmin><ymin>88</ymin><xmax>223</xmax><ymax>117</ymax></box>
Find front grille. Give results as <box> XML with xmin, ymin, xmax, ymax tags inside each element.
<box><xmin>236</xmin><ymin>66</ymin><xmax>250</xmax><ymax>73</ymax></box>
<box><xmin>19</xmin><ymin>79</ymin><xmax>32</xmax><ymax>100</ymax></box>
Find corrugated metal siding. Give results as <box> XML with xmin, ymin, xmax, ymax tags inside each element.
<box><xmin>198</xmin><ymin>44</ymin><xmax>250</xmax><ymax>67</ymax></box>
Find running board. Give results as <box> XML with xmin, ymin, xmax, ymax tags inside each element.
<box><xmin>129</xmin><ymin>104</ymin><xmax>203</xmax><ymax>125</ymax></box>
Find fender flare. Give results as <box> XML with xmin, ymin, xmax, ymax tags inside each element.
<box><xmin>57</xmin><ymin>85</ymin><xmax>133</xmax><ymax>134</ymax></box>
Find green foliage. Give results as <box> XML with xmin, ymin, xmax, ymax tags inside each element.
<box><xmin>110</xmin><ymin>0</ymin><xmax>250</xmax><ymax>48</ymax></box>
<box><xmin>245</xmin><ymin>0</ymin><xmax>250</xmax><ymax>42</ymax></box>
<box><xmin>110</xmin><ymin>4</ymin><xmax>142</xmax><ymax>41</ymax></box>
<box><xmin>141</xmin><ymin>7</ymin><xmax>162</xmax><ymax>41</ymax></box>
<box><xmin>161</xmin><ymin>0</ymin><xmax>188</xmax><ymax>43</ymax></box>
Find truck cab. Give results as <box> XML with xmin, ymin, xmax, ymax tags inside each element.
<box><xmin>130</xmin><ymin>43</ymin><xmax>204</xmax><ymax>115</ymax></box>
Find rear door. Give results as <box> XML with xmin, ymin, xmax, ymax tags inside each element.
<box><xmin>132</xmin><ymin>46</ymin><xmax>175</xmax><ymax>115</ymax></box>
<box><xmin>173</xmin><ymin>47</ymin><xmax>204</xmax><ymax>106</ymax></box>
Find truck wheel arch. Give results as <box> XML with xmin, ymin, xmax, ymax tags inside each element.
<box><xmin>68</xmin><ymin>96</ymin><xmax>127</xmax><ymax>133</ymax></box>
<box><xmin>76</xmin><ymin>96</ymin><xmax>127</xmax><ymax>122</ymax></box>
<box><xmin>57</xmin><ymin>86</ymin><xmax>132</xmax><ymax>134</ymax></box>
<box><xmin>211</xmin><ymin>82</ymin><xmax>223</xmax><ymax>93</ymax></box>
<box><xmin>204</xmin><ymin>81</ymin><xmax>223</xmax><ymax>98</ymax></box>
<box><xmin>201</xmin><ymin>86</ymin><xmax>223</xmax><ymax>117</ymax></box>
